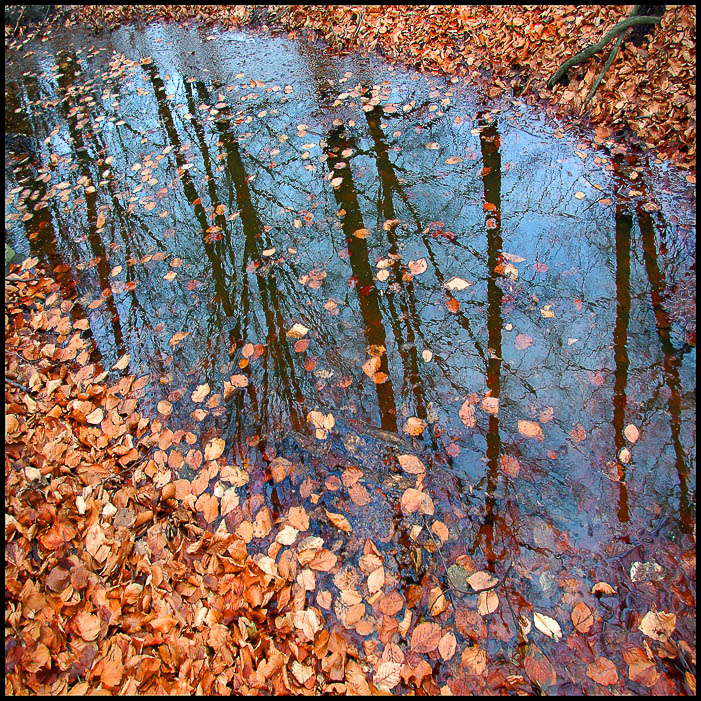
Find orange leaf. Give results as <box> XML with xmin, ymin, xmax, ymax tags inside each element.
<box><xmin>446</xmin><ymin>297</ymin><xmax>460</xmax><ymax>313</ymax></box>
<box><xmin>586</xmin><ymin>656</ymin><xmax>618</xmax><ymax>686</ymax></box>
<box><xmin>571</xmin><ymin>602</ymin><xmax>594</xmax><ymax>633</ymax></box>
<box><xmin>410</xmin><ymin>621</ymin><xmax>441</xmax><ymax>653</ymax></box>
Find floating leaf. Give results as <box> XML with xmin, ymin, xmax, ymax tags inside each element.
<box><xmin>169</xmin><ymin>331</ymin><xmax>188</xmax><ymax>347</ymax></box>
<box><xmin>325</xmin><ymin>509</ymin><xmax>351</xmax><ymax>533</ymax></box>
<box><xmin>403</xmin><ymin>416</ymin><xmax>426</xmax><ymax>436</ymax></box>
<box><xmin>398</xmin><ymin>454</ymin><xmax>426</xmax><ymax>475</ymax></box>
<box><xmin>287</xmin><ymin>322</ymin><xmax>309</xmax><ymax>339</ymax></box>
<box><xmin>204</xmin><ymin>437</ymin><xmax>225</xmax><ymax>461</ymax></box>
<box><xmin>408</xmin><ymin>258</ymin><xmax>427</xmax><ymax>275</ymax></box>
<box><xmin>533</xmin><ymin>612</ymin><xmax>563</xmax><ymax>641</ymax></box>
<box><xmin>112</xmin><ymin>353</ymin><xmax>130</xmax><ymax>371</ymax></box>
<box><xmin>571</xmin><ymin>602</ymin><xmax>594</xmax><ymax>633</ymax></box>
<box><xmin>191</xmin><ymin>383</ymin><xmax>211</xmax><ymax>403</ymax></box>
<box><xmin>444</xmin><ymin>276</ymin><xmax>471</xmax><ymax>291</ymax></box>
<box><xmin>467</xmin><ymin>571</ymin><xmax>498</xmax><ymax>591</ymax></box>
<box><xmin>624</xmin><ymin>423</ymin><xmax>640</xmax><ymax>443</ymax></box>
<box><xmin>518</xmin><ymin>420</ymin><xmax>544</xmax><ymax>440</ymax></box>
<box><xmin>586</xmin><ymin>656</ymin><xmax>618</xmax><ymax>686</ymax></box>
<box><xmin>515</xmin><ymin>333</ymin><xmax>532</xmax><ymax>350</ymax></box>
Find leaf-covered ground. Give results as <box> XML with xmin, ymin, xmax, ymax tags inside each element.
<box><xmin>41</xmin><ymin>4</ymin><xmax>698</xmax><ymax>172</ymax></box>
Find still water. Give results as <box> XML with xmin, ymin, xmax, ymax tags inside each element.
<box><xmin>5</xmin><ymin>23</ymin><xmax>695</xmax><ymax>617</ymax></box>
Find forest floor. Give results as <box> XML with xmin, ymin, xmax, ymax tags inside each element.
<box><xmin>5</xmin><ymin>4</ymin><xmax>696</xmax><ymax>696</ymax></box>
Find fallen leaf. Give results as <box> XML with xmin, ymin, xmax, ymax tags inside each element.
<box><xmin>461</xmin><ymin>644</ymin><xmax>487</xmax><ymax>675</ymax></box>
<box><xmin>287</xmin><ymin>322</ymin><xmax>309</xmax><ymax>339</ymax></box>
<box><xmin>533</xmin><ymin>612</ymin><xmax>562</xmax><ymax>641</ymax></box>
<box><xmin>571</xmin><ymin>602</ymin><xmax>594</xmax><ymax>633</ymax></box>
<box><xmin>444</xmin><ymin>276</ymin><xmax>471</xmax><ymax>291</ymax></box>
<box><xmin>411</xmin><ymin>621</ymin><xmax>441</xmax><ymax>653</ymax></box>
<box><xmin>191</xmin><ymin>383</ymin><xmax>210</xmax><ymax>403</ymax></box>
<box><xmin>325</xmin><ymin>509</ymin><xmax>351</xmax><ymax>533</ymax></box>
<box><xmin>638</xmin><ymin>611</ymin><xmax>675</xmax><ymax>641</ymax></box>
<box><xmin>403</xmin><ymin>416</ymin><xmax>426</xmax><ymax>436</ymax></box>
<box><xmin>112</xmin><ymin>353</ymin><xmax>130</xmax><ymax>371</ymax></box>
<box><xmin>409</xmin><ymin>258</ymin><xmax>427</xmax><ymax>275</ymax></box>
<box><xmin>515</xmin><ymin>333</ymin><xmax>532</xmax><ymax>350</ymax></box>
<box><xmin>204</xmin><ymin>437</ymin><xmax>225</xmax><ymax>461</ymax></box>
<box><xmin>438</xmin><ymin>632</ymin><xmax>457</xmax><ymax>661</ymax></box>
<box><xmin>624</xmin><ymin>423</ymin><xmax>640</xmax><ymax>443</ymax></box>
<box><xmin>467</xmin><ymin>571</ymin><xmax>498</xmax><ymax>591</ymax></box>
<box><xmin>398</xmin><ymin>454</ymin><xmax>426</xmax><ymax>475</ymax></box>
<box><xmin>586</xmin><ymin>656</ymin><xmax>618</xmax><ymax>686</ymax></box>
<box><xmin>518</xmin><ymin>420</ymin><xmax>544</xmax><ymax>440</ymax></box>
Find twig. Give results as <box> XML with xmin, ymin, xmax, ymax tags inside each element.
<box><xmin>12</xmin><ymin>7</ymin><xmax>26</xmax><ymax>36</ymax></box>
<box><xmin>352</xmin><ymin>10</ymin><xmax>364</xmax><ymax>43</ymax></box>
<box><xmin>583</xmin><ymin>5</ymin><xmax>640</xmax><ymax>111</ymax></box>
<box><xmin>5</xmin><ymin>376</ymin><xmax>33</xmax><ymax>394</ymax></box>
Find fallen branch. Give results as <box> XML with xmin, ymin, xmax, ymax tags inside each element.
<box><xmin>547</xmin><ymin>15</ymin><xmax>661</xmax><ymax>89</ymax></box>
<box><xmin>582</xmin><ymin>5</ymin><xmax>640</xmax><ymax>111</ymax></box>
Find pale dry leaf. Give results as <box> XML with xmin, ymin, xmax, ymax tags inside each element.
<box><xmin>204</xmin><ymin>437</ymin><xmax>225</xmax><ymax>461</ymax></box>
<box><xmin>518</xmin><ymin>420</ymin><xmax>544</xmax><ymax>440</ymax></box>
<box><xmin>533</xmin><ymin>611</ymin><xmax>563</xmax><ymax>641</ymax></box>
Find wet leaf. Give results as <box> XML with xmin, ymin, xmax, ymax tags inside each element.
<box><xmin>191</xmin><ymin>383</ymin><xmax>210</xmax><ymax>403</ymax></box>
<box><xmin>411</xmin><ymin>621</ymin><xmax>441</xmax><ymax>653</ymax></box>
<box><xmin>586</xmin><ymin>656</ymin><xmax>618</xmax><ymax>686</ymax></box>
<box><xmin>403</xmin><ymin>416</ymin><xmax>426</xmax><ymax>436</ymax></box>
<box><xmin>467</xmin><ymin>571</ymin><xmax>498</xmax><ymax>591</ymax></box>
<box><xmin>518</xmin><ymin>420</ymin><xmax>544</xmax><ymax>440</ymax></box>
<box><xmin>204</xmin><ymin>437</ymin><xmax>225</xmax><ymax>461</ymax></box>
<box><xmin>638</xmin><ymin>610</ymin><xmax>675</xmax><ymax>641</ymax></box>
<box><xmin>325</xmin><ymin>509</ymin><xmax>351</xmax><ymax>533</ymax></box>
<box><xmin>571</xmin><ymin>602</ymin><xmax>594</xmax><ymax>633</ymax></box>
<box><xmin>533</xmin><ymin>612</ymin><xmax>562</xmax><ymax>641</ymax></box>
<box><xmin>624</xmin><ymin>423</ymin><xmax>640</xmax><ymax>443</ymax></box>
<box><xmin>461</xmin><ymin>644</ymin><xmax>487</xmax><ymax>675</ymax></box>
<box><xmin>112</xmin><ymin>353</ymin><xmax>130</xmax><ymax>371</ymax></box>
<box><xmin>398</xmin><ymin>454</ymin><xmax>426</xmax><ymax>475</ymax></box>
<box><xmin>408</xmin><ymin>258</ymin><xmax>427</xmax><ymax>275</ymax></box>
<box><xmin>477</xmin><ymin>590</ymin><xmax>499</xmax><ymax>615</ymax></box>
<box><xmin>515</xmin><ymin>333</ymin><xmax>532</xmax><ymax>350</ymax></box>
<box><xmin>444</xmin><ymin>276</ymin><xmax>471</xmax><ymax>291</ymax></box>
<box><xmin>439</xmin><ymin>631</ymin><xmax>457</xmax><ymax>661</ymax></box>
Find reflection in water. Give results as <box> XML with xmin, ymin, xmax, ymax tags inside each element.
<box><xmin>611</xmin><ymin>164</ymin><xmax>632</xmax><ymax>524</ymax></box>
<box><xmin>4</xmin><ymin>24</ymin><xmax>695</xmax><ymax>558</ymax></box>
<box><xmin>638</xmin><ymin>203</ymin><xmax>693</xmax><ymax>532</ymax></box>
<box><xmin>475</xmin><ymin>112</ymin><xmax>505</xmax><ymax>569</ymax></box>
<box><xmin>325</xmin><ymin>125</ymin><xmax>398</xmax><ymax>432</ymax></box>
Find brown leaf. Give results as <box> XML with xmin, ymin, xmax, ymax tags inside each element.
<box><xmin>403</xmin><ymin>416</ymin><xmax>426</xmax><ymax>436</ymax></box>
<box><xmin>439</xmin><ymin>631</ymin><xmax>457</xmax><ymax>661</ymax></box>
<box><xmin>515</xmin><ymin>333</ymin><xmax>532</xmax><ymax>350</ymax></box>
<box><xmin>571</xmin><ymin>601</ymin><xmax>594</xmax><ymax>633</ymax></box>
<box><xmin>569</xmin><ymin>423</ymin><xmax>586</xmax><ymax>442</ymax></box>
<box><xmin>204</xmin><ymin>437</ymin><xmax>225</xmax><ymax>461</ymax></box>
<box><xmin>398</xmin><ymin>454</ymin><xmax>426</xmax><ymax>475</ymax></box>
<box><xmin>500</xmin><ymin>454</ymin><xmax>520</xmax><ymax>477</ymax></box>
<box><xmin>310</xmin><ymin>549</ymin><xmax>338</xmax><ymax>572</ymax></box>
<box><xmin>410</xmin><ymin>621</ymin><xmax>441</xmax><ymax>653</ymax></box>
<box><xmin>586</xmin><ymin>656</ymin><xmax>618</xmax><ymax>686</ymax></box>
<box><xmin>461</xmin><ymin>644</ymin><xmax>487</xmax><ymax>675</ymax></box>
<box><xmin>74</xmin><ymin>611</ymin><xmax>101</xmax><ymax>641</ymax></box>
<box><xmin>524</xmin><ymin>645</ymin><xmax>556</xmax><ymax>687</ymax></box>
<box><xmin>325</xmin><ymin>509</ymin><xmax>351</xmax><ymax>533</ymax></box>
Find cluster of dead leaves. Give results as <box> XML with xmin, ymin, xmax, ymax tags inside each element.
<box><xmin>57</xmin><ymin>5</ymin><xmax>696</xmax><ymax>171</ymax></box>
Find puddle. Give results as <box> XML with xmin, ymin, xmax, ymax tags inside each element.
<box><xmin>5</xmin><ymin>22</ymin><xmax>696</xmax><ymax>672</ymax></box>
